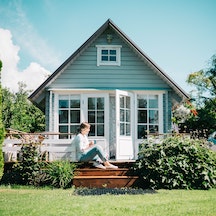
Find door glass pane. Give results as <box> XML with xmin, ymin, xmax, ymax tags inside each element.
<box><xmin>120</xmin><ymin>96</ymin><xmax>124</xmax><ymax>108</ymax></box>
<box><xmin>149</xmin><ymin>125</ymin><xmax>158</xmax><ymax>133</ymax></box>
<box><xmin>88</xmin><ymin>98</ymin><xmax>95</xmax><ymax>109</ymax></box>
<box><xmin>97</xmin><ymin>125</ymin><xmax>104</xmax><ymax>136</ymax></box>
<box><xmin>126</xmin><ymin>96</ymin><xmax>130</xmax><ymax>108</ymax></box>
<box><xmin>126</xmin><ymin>110</ymin><xmax>130</xmax><ymax>122</ymax></box>
<box><xmin>59</xmin><ymin>100</ymin><xmax>69</xmax><ymax>108</ymax></box>
<box><xmin>97</xmin><ymin>111</ymin><xmax>104</xmax><ymax>123</ymax></box>
<box><xmin>149</xmin><ymin>95</ymin><xmax>158</xmax><ymax>108</ymax></box>
<box><xmin>88</xmin><ymin>111</ymin><xmax>95</xmax><ymax>123</ymax></box>
<box><xmin>97</xmin><ymin>98</ymin><xmax>104</xmax><ymax>109</ymax></box>
<box><xmin>138</xmin><ymin>125</ymin><xmax>147</xmax><ymax>139</ymax></box>
<box><xmin>120</xmin><ymin>123</ymin><xmax>125</xmax><ymax>135</ymax></box>
<box><xmin>138</xmin><ymin>96</ymin><xmax>147</xmax><ymax>108</ymax></box>
<box><xmin>138</xmin><ymin>110</ymin><xmax>147</xmax><ymax>123</ymax></box>
<box><xmin>70</xmin><ymin>99</ymin><xmax>80</xmax><ymax>108</ymax></box>
<box><xmin>59</xmin><ymin>125</ymin><xmax>68</xmax><ymax>139</ymax></box>
<box><xmin>120</xmin><ymin>109</ymin><xmax>124</xmax><ymax>121</ymax></box>
<box><xmin>70</xmin><ymin>110</ymin><xmax>80</xmax><ymax>123</ymax></box>
<box><xmin>59</xmin><ymin>110</ymin><xmax>68</xmax><ymax>123</ymax></box>
<box><xmin>126</xmin><ymin>123</ymin><xmax>131</xmax><ymax>136</ymax></box>
<box><xmin>70</xmin><ymin>125</ymin><xmax>79</xmax><ymax>134</ymax></box>
<box><xmin>89</xmin><ymin>124</ymin><xmax>95</xmax><ymax>136</ymax></box>
<box><xmin>149</xmin><ymin>110</ymin><xmax>158</xmax><ymax>123</ymax></box>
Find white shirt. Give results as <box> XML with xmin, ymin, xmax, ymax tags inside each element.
<box><xmin>72</xmin><ymin>133</ymin><xmax>89</xmax><ymax>160</ymax></box>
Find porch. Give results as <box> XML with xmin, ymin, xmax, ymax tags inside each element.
<box><xmin>2</xmin><ymin>130</ymin><xmax>140</xmax><ymax>188</ymax></box>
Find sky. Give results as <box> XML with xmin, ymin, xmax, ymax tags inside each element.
<box><xmin>0</xmin><ymin>0</ymin><xmax>216</xmax><ymax>93</ymax></box>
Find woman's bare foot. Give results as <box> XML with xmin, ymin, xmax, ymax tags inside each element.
<box><xmin>104</xmin><ymin>161</ymin><xmax>118</xmax><ymax>169</ymax></box>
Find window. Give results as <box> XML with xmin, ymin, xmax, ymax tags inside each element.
<box><xmin>137</xmin><ymin>95</ymin><xmax>159</xmax><ymax>139</ymax></box>
<box><xmin>96</xmin><ymin>45</ymin><xmax>122</xmax><ymax>66</ymax></box>
<box><xmin>88</xmin><ymin>97</ymin><xmax>105</xmax><ymax>136</ymax></box>
<box><xmin>58</xmin><ymin>94</ymin><xmax>107</xmax><ymax>139</ymax></box>
<box><xmin>58</xmin><ymin>95</ymin><xmax>80</xmax><ymax>139</ymax></box>
<box><xmin>120</xmin><ymin>95</ymin><xmax>131</xmax><ymax>136</ymax></box>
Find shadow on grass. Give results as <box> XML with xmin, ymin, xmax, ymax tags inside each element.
<box><xmin>74</xmin><ymin>187</ymin><xmax>156</xmax><ymax>196</ymax></box>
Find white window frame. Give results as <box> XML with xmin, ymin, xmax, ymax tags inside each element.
<box><xmin>96</xmin><ymin>45</ymin><xmax>122</xmax><ymax>66</ymax></box>
<box><xmin>135</xmin><ymin>91</ymin><xmax>164</xmax><ymax>140</ymax></box>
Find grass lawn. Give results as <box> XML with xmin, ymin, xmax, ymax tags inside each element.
<box><xmin>0</xmin><ymin>186</ymin><xmax>215</xmax><ymax>216</ymax></box>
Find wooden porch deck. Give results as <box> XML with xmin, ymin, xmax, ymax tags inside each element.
<box><xmin>2</xmin><ymin>129</ymin><xmax>142</xmax><ymax>188</ymax></box>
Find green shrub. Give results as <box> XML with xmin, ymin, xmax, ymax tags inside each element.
<box><xmin>1</xmin><ymin>143</ymin><xmax>76</xmax><ymax>189</ymax></box>
<box><xmin>136</xmin><ymin>135</ymin><xmax>216</xmax><ymax>189</ymax></box>
<box><xmin>45</xmin><ymin>161</ymin><xmax>76</xmax><ymax>189</ymax></box>
<box><xmin>12</xmin><ymin>143</ymin><xmax>42</xmax><ymax>185</ymax></box>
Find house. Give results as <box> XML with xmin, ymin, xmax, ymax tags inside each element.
<box><xmin>29</xmin><ymin>19</ymin><xmax>189</xmax><ymax>161</ymax></box>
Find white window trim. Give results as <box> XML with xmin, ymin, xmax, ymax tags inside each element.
<box><xmin>134</xmin><ymin>91</ymin><xmax>164</xmax><ymax>139</ymax></box>
<box><xmin>96</xmin><ymin>45</ymin><xmax>122</xmax><ymax>66</ymax></box>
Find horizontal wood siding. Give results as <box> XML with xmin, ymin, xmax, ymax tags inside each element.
<box><xmin>49</xmin><ymin>29</ymin><xmax>171</xmax><ymax>90</ymax></box>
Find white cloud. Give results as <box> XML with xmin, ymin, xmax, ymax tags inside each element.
<box><xmin>0</xmin><ymin>1</ymin><xmax>61</xmax><ymax>70</ymax></box>
<box><xmin>0</xmin><ymin>28</ymin><xmax>50</xmax><ymax>93</ymax></box>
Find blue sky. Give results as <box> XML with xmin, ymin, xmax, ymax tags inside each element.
<box><xmin>0</xmin><ymin>0</ymin><xmax>216</xmax><ymax>92</ymax></box>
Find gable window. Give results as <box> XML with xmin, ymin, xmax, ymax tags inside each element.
<box><xmin>96</xmin><ymin>45</ymin><xmax>122</xmax><ymax>66</ymax></box>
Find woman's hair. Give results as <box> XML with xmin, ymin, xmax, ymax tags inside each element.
<box><xmin>79</xmin><ymin>122</ymin><xmax>90</xmax><ymax>132</ymax></box>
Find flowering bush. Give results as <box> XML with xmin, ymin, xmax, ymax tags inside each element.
<box><xmin>172</xmin><ymin>104</ymin><xmax>191</xmax><ymax>124</ymax></box>
<box><xmin>172</xmin><ymin>102</ymin><xmax>198</xmax><ymax>133</ymax></box>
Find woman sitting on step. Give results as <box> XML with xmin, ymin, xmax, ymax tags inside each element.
<box><xmin>72</xmin><ymin>122</ymin><xmax>118</xmax><ymax>169</ymax></box>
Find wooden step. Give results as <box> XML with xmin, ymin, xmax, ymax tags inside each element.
<box><xmin>75</xmin><ymin>160</ymin><xmax>136</xmax><ymax>169</ymax></box>
<box><xmin>73</xmin><ymin>161</ymin><xmax>139</xmax><ymax>188</ymax></box>
<box><xmin>74</xmin><ymin>168</ymin><xmax>129</xmax><ymax>176</ymax></box>
<box><xmin>73</xmin><ymin>176</ymin><xmax>139</xmax><ymax>188</ymax></box>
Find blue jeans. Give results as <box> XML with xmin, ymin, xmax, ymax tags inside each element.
<box><xmin>79</xmin><ymin>145</ymin><xmax>107</xmax><ymax>162</ymax></box>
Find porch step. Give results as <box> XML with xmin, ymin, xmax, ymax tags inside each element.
<box><xmin>74</xmin><ymin>168</ymin><xmax>130</xmax><ymax>176</ymax></box>
<box><xmin>73</xmin><ymin>176</ymin><xmax>138</xmax><ymax>188</ymax></box>
<box><xmin>73</xmin><ymin>161</ymin><xmax>139</xmax><ymax>188</ymax></box>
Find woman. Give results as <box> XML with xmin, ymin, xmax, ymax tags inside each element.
<box><xmin>72</xmin><ymin>122</ymin><xmax>118</xmax><ymax>169</ymax></box>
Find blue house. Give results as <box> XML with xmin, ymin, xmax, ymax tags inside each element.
<box><xmin>29</xmin><ymin>19</ymin><xmax>189</xmax><ymax>160</ymax></box>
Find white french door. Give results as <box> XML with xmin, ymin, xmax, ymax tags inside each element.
<box><xmin>83</xmin><ymin>94</ymin><xmax>109</xmax><ymax>155</ymax></box>
<box><xmin>115</xmin><ymin>90</ymin><xmax>134</xmax><ymax>160</ymax></box>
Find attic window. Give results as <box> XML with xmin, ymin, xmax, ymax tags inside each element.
<box><xmin>96</xmin><ymin>45</ymin><xmax>122</xmax><ymax>66</ymax></box>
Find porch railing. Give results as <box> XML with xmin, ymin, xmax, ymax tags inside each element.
<box><xmin>2</xmin><ymin>128</ymin><xmax>106</xmax><ymax>162</ymax></box>
<box><xmin>2</xmin><ymin>128</ymin><xmax>77</xmax><ymax>162</ymax></box>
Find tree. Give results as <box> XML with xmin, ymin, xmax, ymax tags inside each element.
<box><xmin>187</xmin><ymin>54</ymin><xmax>216</xmax><ymax>106</ymax></box>
<box><xmin>0</xmin><ymin>60</ymin><xmax>5</xmax><ymax>179</ymax></box>
<box><xmin>2</xmin><ymin>82</ymin><xmax>45</xmax><ymax>133</ymax></box>
<box><xmin>186</xmin><ymin>55</ymin><xmax>216</xmax><ymax>134</ymax></box>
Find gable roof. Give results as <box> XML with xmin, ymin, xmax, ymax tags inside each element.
<box><xmin>29</xmin><ymin>19</ymin><xmax>189</xmax><ymax>106</ymax></box>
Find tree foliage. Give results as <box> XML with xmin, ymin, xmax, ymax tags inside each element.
<box><xmin>185</xmin><ymin>55</ymin><xmax>216</xmax><ymax>133</ymax></box>
<box><xmin>187</xmin><ymin>54</ymin><xmax>216</xmax><ymax>103</ymax></box>
<box><xmin>183</xmin><ymin>98</ymin><xmax>216</xmax><ymax>134</ymax></box>
<box><xmin>2</xmin><ymin>82</ymin><xmax>45</xmax><ymax>132</ymax></box>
